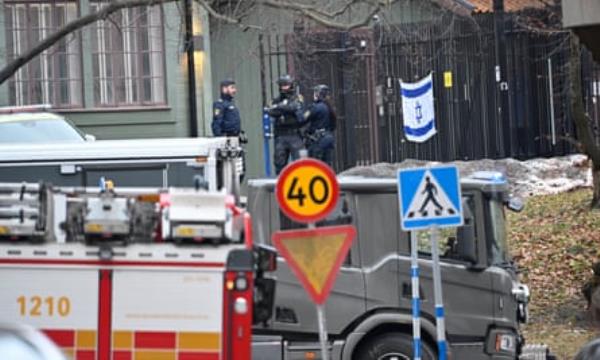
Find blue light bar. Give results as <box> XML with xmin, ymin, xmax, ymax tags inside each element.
<box><xmin>469</xmin><ymin>171</ymin><xmax>506</xmax><ymax>184</ymax></box>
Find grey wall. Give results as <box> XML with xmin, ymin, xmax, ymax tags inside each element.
<box><xmin>563</xmin><ymin>0</ymin><xmax>600</xmax><ymax>28</ymax></box>
<box><xmin>210</xmin><ymin>6</ymin><xmax>295</xmax><ymax>180</ymax></box>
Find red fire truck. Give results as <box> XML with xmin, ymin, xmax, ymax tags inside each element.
<box><xmin>0</xmin><ymin>153</ymin><xmax>275</xmax><ymax>360</ymax></box>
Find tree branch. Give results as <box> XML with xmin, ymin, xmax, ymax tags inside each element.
<box><xmin>195</xmin><ymin>0</ymin><xmax>240</xmax><ymax>24</ymax></box>
<box><xmin>0</xmin><ymin>0</ymin><xmax>175</xmax><ymax>85</ymax></box>
<box><xmin>259</xmin><ymin>0</ymin><xmax>381</xmax><ymax>31</ymax></box>
<box><xmin>0</xmin><ymin>0</ymin><xmax>387</xmax><ymax>85</ymax></box>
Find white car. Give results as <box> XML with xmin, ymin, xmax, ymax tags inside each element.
<box><xmin>0</xmin><ymin>323</ymin><xmax>67</xmax><ymax>360</ymax></box>
<box><xmin>0</xmin><ymin>107</ymin><xmax>94</xmax><ymax>144</ymax></box>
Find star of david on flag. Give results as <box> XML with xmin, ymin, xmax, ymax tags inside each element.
<box><xmin>400</xmin><ymin>73</ymin><xmax>436</xmax><ymax>143</ymax></box>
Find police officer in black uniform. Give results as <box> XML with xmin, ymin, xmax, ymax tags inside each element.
<box><xmin>212</xmin><ymin>79</ymin><xmax>241</xmax><ymax>137</ymax></box>
<box><xmin>304</xmin><ymin>84</ymin><xmax>336</xmax><ymax>166</ymax></box>
<box><xmin>268</xmin><ymin>75</ymin><xmax>306</xmax><ymax>174</ymax></box>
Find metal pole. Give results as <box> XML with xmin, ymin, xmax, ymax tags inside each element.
<box><xmin>548</xmin><ymin>57</ymin><xmax>556</xmax><ymax>146</ymax></box>
<box><xmin>307</xmin><ymin>216</ymin><xmax>329</xmax><ymax>360</ymax></box>
<box><xmin>493</xmin><ymin>0</ymin><xmax>510</xmax><ymax>157</ymax></box>
<box><xmin>263</xmin><ymin>108</ymin><xmax>272</xmax><ymax>177</ymax></box>
<box><xmin>411</xmin><ymin>231</ymin><xmax>422</xmax><ymax>360</ymax></box>
<box><xmin>184</xmin><ymin>0</ymin><xmax>198</xmax><ymax>137</ymax></box>
<box><xmin>430</xmin><ymin>225</ymin><xmax>447</xmax><ymax>360</ymax></box>
<box><xmin>316</xmin><ymin>304</ymin><xmax>330</xmax><ymax>360</ymax></box>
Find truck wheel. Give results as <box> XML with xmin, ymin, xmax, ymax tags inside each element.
<box><xmin>353</xmin><ymin>332</ymin><xmax>436</xmax><ymax>360</ymax></box>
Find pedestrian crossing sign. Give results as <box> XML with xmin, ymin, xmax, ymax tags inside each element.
<box><xmin>398</xmin><ymin>165</ymin><xmax>463</xmax><ymax>230</ymax></box>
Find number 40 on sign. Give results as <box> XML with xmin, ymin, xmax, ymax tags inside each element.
<box><xmin>276</xmin><ymin>158</ymin><xmax>339</xmax><ymax>224</ymax></box>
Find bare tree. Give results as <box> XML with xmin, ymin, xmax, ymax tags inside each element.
<box><xmin>569</xmin><ymin>34</ymin><xmax>600</xmax><ymax>208</ymax></box>
<box><xmin>517</xmin><ymin>1</ymin><xmax>600</xmax><ymax>208</ymax></box>
<box><xmin>0</xmin><ymin>0</ymin><xmax>388</xmax><ymax>85</ymax></box>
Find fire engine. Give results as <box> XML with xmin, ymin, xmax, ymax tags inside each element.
<box><xmin>0</xmin><ymin>145</ymin><xmax>275</xmax><ymax>360</ymax></box>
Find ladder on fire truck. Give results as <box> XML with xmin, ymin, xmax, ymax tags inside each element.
<box><xmin>0</xmin><ymin>177</ymin><xmax>274</xmax><ymax>360</ymax></box>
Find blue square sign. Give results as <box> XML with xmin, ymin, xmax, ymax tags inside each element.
<box><xmin>398</xmin><ymin>165</ymin><xmax>463</xmax><ymax>231</ymax></box>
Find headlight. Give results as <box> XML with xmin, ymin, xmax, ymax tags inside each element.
<box><xmin>486</xmin><ymin>329</ymin><xmax>517</xmax><ymax>355</ymax></box>
<box><xmin>234</xmin><ymin>297</ymin><xmax>248</xmax><ymax>314</ymax></box>
<box><xmin>235</xmin><ymin>274</ymin><xmax>248</xmax><ymax>291</ymax></box>
<box><xmin>496</xmin><ymin>333</ymin><xmax>516</xmax><ymax>353</ymax></box>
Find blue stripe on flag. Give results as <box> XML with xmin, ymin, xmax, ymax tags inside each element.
<box><xmin>404</xmin><ymin>119</ymin><xmax>435</xmax><ymax>136</ymax></box>
<box><xmin>401</xmin><ymin>81</ymin><xmax>432</xmax><ymax>98</ymax></box>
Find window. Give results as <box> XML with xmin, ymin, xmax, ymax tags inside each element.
<box><xmin>486</xmin><ymin>196</ymin><xmax>509</xmax><ymax>266</ymax></box>
<box><xmin>4</xmin><ymin>0</ymin><xmax>82</xmax><ymax>107</ymax></box>
<box><xmin>415</xmin><ymin>195</ymin><xmax>478</xmax><ymax>264</ymax></box>
<box><xmin>90</xmin><ymin>2</ymin><xmax>165</xmax><ymax>106</ymax></box>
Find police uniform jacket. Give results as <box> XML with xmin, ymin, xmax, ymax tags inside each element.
<box><xmin>212</xmin><ymin>94</ymin><xmax>241</xmax><ymax>136</ymax></box>
<box><xmin>305</xmin><ymin>99</ymin><xmax>335</xmax><ymax>133</ymax></box>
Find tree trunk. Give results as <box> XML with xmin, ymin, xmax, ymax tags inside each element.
<box><xmin>593</xmin><ymin>163</ymin><xmax>600</xmax><ymax>209</ymax></box>
<box><xmin>569</xmin><ymin>33</ymin><xmax>600</xmax><ymax>209</ymax></box>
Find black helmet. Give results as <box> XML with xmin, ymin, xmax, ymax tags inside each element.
<box><xmin>277</xmin><ymin>74</ymin><xmax>294</xmax><ymax>86</ymax></box>
<box><xmin>277</xmin><ymin>75</ymin><xmax>295</xmax><ymax>95</ymax></box>
<box><xmin>314</xmin><ymin>84</ymin><xmax>330</xmax><ymax>100</ymax></box>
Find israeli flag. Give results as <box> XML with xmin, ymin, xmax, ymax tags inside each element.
<box><xmin>400</xmin><ymin>73</ymin><xmax>436</xmax><ymax>143</ymax></box>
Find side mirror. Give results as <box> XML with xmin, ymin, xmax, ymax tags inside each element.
<box><xmin>84</xmin><ymin>134</ymin><xmax>96</xmax><ymax>141</ymax></box>
<box><xmin>255</xmin><ymin>244</ymin><xmax>277</xmax><ymax>272</ymax></box>
<box><xmin>253</xmin><ymin>245</ymin><xmax>277</xmax><ymax>326</ymax></box>
<box><xmin>506</xmin><ymin>197</ymin><xmax>524</xmax><ymax>212</ymax></box>
<box><xmin>253</xmin><ymin>277</ymin><xmax>275</xmax><ymax>325</ymax></box>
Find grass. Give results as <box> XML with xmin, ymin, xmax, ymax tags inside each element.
<box><xmin>507</xmin><ymin>188</ymin><xmax>600</xmax><ymax>359</ymax></box>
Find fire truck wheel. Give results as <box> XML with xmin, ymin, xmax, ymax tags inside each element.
<box><xmin>353</xmin><ymin>332</ymin><xmax>436</xmax><ymax>360</ymax></box>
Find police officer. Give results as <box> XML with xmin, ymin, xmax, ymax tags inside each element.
<box><xmin>212</xmin><ymin>79</ymin><xmax>241</xmax><ymax>137</ymax></box>
<box><xmin>269</xmin><ymin>74</ymin><xmax>306</xmax><ymax>174</ymax></box>
<box><xmin>304</xmin><ymin>84</ymin><xmax>336</xmax><ymax>166</ymax></box>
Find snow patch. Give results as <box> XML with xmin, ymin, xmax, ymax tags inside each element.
<box><xmin>340</xmin><ymin>154</ymin><xmax>592</xmax><ymax>197</ymax></box>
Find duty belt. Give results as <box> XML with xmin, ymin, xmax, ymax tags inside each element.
<box><xmin>275</xmin><ymin>128</ymin><xmax>301</xmax><ymax>136</ymax></box>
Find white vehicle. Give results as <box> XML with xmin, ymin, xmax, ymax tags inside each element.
<box><xmin>0</xmin><ymin>153</ymin><xmax>274</xmax><ymax>360</ymax></box>
<box><xmin>0</xmin><ymin>105</ymin><xmax>94</xmax><ymax>144</ymax></box>
<box><xmin>0</xmin><ymin>136</ymin><xmax>243</xmax><ymax>193</ymax></box>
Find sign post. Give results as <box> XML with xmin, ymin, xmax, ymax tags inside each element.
<box><xmin>398</xmin><ymin>165</ymin><xmax>463</xmax><ymax>360</ymax></box>
<box><xmin>262</xmin><ymin>108</ymin><xmax>272</xmax><ymax>177</ymax></box>
<box><xmin>430</xmin><ymin>225</ymin><xmax>447</xmax><ymax>359</ymax></box>
<box><xmin>273</xmin><ymin>157</ymin><xmax>355</xmax><ymax>360</ymax></box>
<box><xmin>410</xmin><ymin>231</ymin><xmax>421</xmax><ymax>360</ymax></box>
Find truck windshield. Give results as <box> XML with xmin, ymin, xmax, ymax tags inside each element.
<box><xmin>488</xmin><ymin>198</ymin><xmax>509</xmax><ymax>266</ymax></box>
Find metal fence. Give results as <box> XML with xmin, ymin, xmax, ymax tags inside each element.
<box><xmin>261</xmin><ymin>12</ymin><xmax>600</xmax><ymax>171</ymax></box>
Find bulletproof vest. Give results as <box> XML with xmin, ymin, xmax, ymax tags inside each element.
<box><xmin>271</xmin><ymin>94</ymin><xmax>302</xmax><ymax>130</ymax></box>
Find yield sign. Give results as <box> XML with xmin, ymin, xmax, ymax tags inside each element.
<box><xmin>272</xmin><ymin>225</ymin><xmax>356</xmax><ymax>305</ymax></box>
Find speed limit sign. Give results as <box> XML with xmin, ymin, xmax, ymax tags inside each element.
<box><xmin>276</xmin><ymin>158</ymin><xmax>339</xmax><ymax>223</ymax></box>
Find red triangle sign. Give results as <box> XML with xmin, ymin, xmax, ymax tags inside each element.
<box><xmin>272</xmin><ymin>225</ymin><xmax>356</xmax><ymax>305</ymax></box>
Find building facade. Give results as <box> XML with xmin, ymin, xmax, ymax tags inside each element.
<box><xmin>0</xmin><ymin>0</ymin><xmax>214</xmax><ymax>139</ymax></box>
